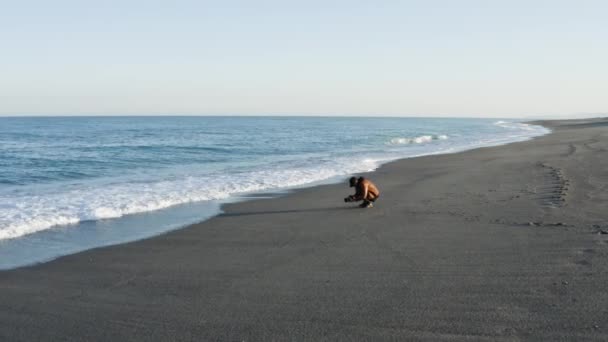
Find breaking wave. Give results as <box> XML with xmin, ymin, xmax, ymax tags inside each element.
<box><xmin>388</xmin><ymin>134</ymin><xmax>448</xmax><ymax>145</ymax></box>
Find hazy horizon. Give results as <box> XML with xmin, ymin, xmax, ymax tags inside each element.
<box><xmin>2</xmin><ymin>1</ymin><xmax>606</xmax><ymax>118</ymax></box>
<box><xmin>0</xmin><ymin>113</ymin><xmax>606</xmax><ymax>120</ymax></box>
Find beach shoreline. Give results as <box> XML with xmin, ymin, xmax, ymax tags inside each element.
<box><xmin>2</xmin><ymin>118</ymin><xmax>608</xmax><ymax>341</ymax></box>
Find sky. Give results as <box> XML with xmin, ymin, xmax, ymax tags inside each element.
<box><xmin>1</xmin><ymin>0</ymin><xmax>607</xmax><ymax>117</ymax></box>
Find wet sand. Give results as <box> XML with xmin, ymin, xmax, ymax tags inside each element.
<box><xmin>1</xmin><ymin>118</ymin><xmax>608</xmax><ymax>341</ymax></box>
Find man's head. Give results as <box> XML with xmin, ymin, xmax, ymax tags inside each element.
<box><xmin>349</xmin><ymin>176</ymin><xmax>357</xmax><ymax>187</ymax></box>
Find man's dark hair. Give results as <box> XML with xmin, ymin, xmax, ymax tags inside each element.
<box><xmin>349</xmin><ymin>176</ymin><xmax>357</xmax><ymax>187</ymax></box>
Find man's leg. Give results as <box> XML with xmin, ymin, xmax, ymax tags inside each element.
<box><xmin>359</xmin><ymin>199</ymin><xmax>373</xmax><ymax>208</ymax></box>
<box><xmin>360</xmin><ymin>194</ymin><xmax>378</xmax><ymax>208</ymax></box>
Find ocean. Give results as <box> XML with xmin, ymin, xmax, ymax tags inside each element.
<box><xmin>0</xmin><ymin>116</ymin><xmax>549</xmax><ymax>269</ymax></box>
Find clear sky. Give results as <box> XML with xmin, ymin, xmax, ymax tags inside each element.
<box><xmin>1</xmin><ymin>0</ymin><xmax>606</xmax><ymax>117</ymax></box>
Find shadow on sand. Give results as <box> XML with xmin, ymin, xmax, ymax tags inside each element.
<box><xmin>219</xmin><ymin>206</ymin><xmax>359</xmax><ymax>217</ymax></box>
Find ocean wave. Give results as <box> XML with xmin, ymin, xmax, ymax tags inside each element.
<box><xmin>0</xmin><ymin>158</ymin><xmax>381</xmax><ymax>241</ymax></box>
<box><xmin>494</xmin><ymin>120</ymin><xmax>536</xmax><ymax>131</ymax></box>
<box><xmin>388</xmin><ymin>134</ymin><xmax>448</xmax><ymax>145</ymax></box>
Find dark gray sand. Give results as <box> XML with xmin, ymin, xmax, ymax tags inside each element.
<box><xmin>2</xmin><ymin>119</ymin><xmax>608</xmax><ymax>341</ymax></box>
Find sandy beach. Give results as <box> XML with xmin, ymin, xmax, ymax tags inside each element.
<box><xmin>1</xmin><ymin>118</ymin><xmax>608</xmax><ymax>341</ymax></box>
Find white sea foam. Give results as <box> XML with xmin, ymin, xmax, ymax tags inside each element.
<box><xmin>0</xmin><ymin>157</ymin><xmax>384</xmax><ymax>240</ymax></box>
<box><xmin>494</xmin><ymin>120</ymin><xmax>536</xmax><ymax>131</ymax></box>
<box><xmin>388</xmin><ymin>134</ymin><xmax>448</xmax><ymax>145</ymax></box>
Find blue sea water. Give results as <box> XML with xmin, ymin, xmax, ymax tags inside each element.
<box><xmin>0</xmin><ymin>116</ymin><xmax>548</xmax><ymax>268</ymax></box>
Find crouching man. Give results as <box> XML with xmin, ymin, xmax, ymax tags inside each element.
<box><xmin>344</xmin><ymin>176</ymin><xmax>380</xmax><ymax>208</ymax></box>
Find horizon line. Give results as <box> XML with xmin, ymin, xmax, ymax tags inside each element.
<box><xmin>1</xmin><ymin>113</ymin><xmax>604</xmax><ymax>119</ymax></box>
